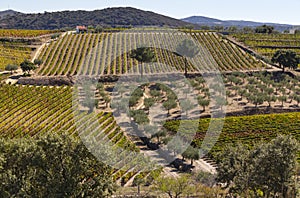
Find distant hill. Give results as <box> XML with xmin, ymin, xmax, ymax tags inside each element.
<box><xmin>0</xmin><ymin>9</ymin><xmax>19</xmax><ymax>19</ymax></box>
<box><xmin>0</xmin><ymin>7</ymin><xmax>192</xmax><ymax>30</ymax></box>
<box><xmin>182</xmin><ymin>16</ymin><xmax>296</xmax><ymax>32</ymax></box>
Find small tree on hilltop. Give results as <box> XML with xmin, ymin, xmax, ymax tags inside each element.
<box><xmin>20</xmin><ymin>60</ymin><xmax>36</xmax><ymax>74</ymax></box>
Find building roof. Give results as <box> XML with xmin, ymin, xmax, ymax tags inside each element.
<box><xmin>76</xmin><ymin>26</ymin><xmax>87</xmax><ymax>30</ymax></box>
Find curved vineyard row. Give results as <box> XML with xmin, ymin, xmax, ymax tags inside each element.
<box><xmin>37</xmin><ymin>32</ymin><xmax>264</xmax><ymax>76</ymax></box>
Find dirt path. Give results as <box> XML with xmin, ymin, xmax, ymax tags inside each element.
<box><xmin>118</xmin><ymin>88</ymin><xmax>216</xmax><ymax>178</ymax></box>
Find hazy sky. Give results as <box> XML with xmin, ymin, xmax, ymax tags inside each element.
<box><xmin>0</xmin><ymin>0</ymin><xmax>299</xmax><ymax>25</ymax></box>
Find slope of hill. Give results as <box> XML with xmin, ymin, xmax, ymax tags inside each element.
<box><xmin>0</xmin><ymin>7</ymin><xmax>191</xmax><ymax>30</ymax></box>
<box><xmin>182</xmin><ymin>16</ymin><xmax>295</xmax><ymax>32</ymax></box>
<box><xmin>0</xmin><ymin>9</ymin><xmax>19</xmax><ymax>19</ymax></box>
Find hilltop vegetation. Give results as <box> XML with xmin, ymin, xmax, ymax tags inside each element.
<box><xmin>0</xmin><ymin>9</ymin><xmax>19</xmax><ymax>19</ymax></box>
<box><xmin>0</xmin><ymin>7</ymin><xmax>191</xmax><ymax>30</ymax></box>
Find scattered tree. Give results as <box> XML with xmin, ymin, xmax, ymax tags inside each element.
<box><xmin>227</xmin><ymin>26</ymin><xmax>238</xmax><ymax>33</ymax></box>
<box><xmin>151</xmin><ymin>129</ymin><xmax>167</xmax><ymax>144</ymax></box>
<box><xmin>255</xmin><ymin>25</ymin><xmax>274</xmax><ymax>34</ymax></box>
<box><xmin>5</xmin><ymin>64</ymin><xmax>18</xmax><ymax>74</ymax></box>
<box><xmin>20</xmin><ymin>60</ymin><xmax>36</xmax><ymax>74</ymax></box>
<box><xmin>132</xmin><ymin>174</ymin><xmax>145</xmax><ymax>194</ymax></box>
<box><xmin>33</xmin><ymin>59</ymin><xmax>43</xmax><ymax>66</ymax></box>
<box><xmin>182</xmin><ymin>145</ymin><xmax>200</xmax><ymax>166</ymax></box>
<box><xmin>271</xmin><ymin>50</ymin><xmax>299</xmax><ymax>72</ymax></box>
<box><xmin>163</xmin><ymin>99</ymin><xmax>177</xmax><ymax>115</ymax></box>
<box><xmin>144</xmin><ymin>98</ymin><xmax>155</xmax><ymax>113</ymax></box>
<box><xmin>180</xmin><ymin>99</ymin><xmax>194</xmax><ymax>117</ymax></box>
<box><xmin>167</xmin><ymin>137</ymin><xmax>184</xmax><ymax>156</ymax></box>
<box><xmin>130</xmin><ymin>47</ymin><xmax>155</xmax><ymax>77</ymax></box>
<box><xmin>198</xmin><ymin>97</ymin><xmax>210</xmax><ymax>111</ymax></box>
<box><xmin>175</xmin><ymin>39</ymin><xmax>199</xmax><ymax>76</ymax></box>
<box><xmin>152</xmin><ymin>175</ymin><xmax>193</xmax><ymax>198</ymax></box>
<box><xmin>242</xmin><ymin>27</ymin><xmax>253</xmax><ymax>33</ymax></box>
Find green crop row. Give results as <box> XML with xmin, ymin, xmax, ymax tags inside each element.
<box><xmin>164</xmin><ymin>112</ymin><xmax>300</xmax><ymax>162</ymax></box>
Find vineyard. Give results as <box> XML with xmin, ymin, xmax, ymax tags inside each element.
<box><xmin>231</xmin><ymin>33</ymin><xmax>300</xmax><ymax>60</ymax></box>
<box><xmin>0</xmin><ymin>83</ymin><xmax>161</xmax><ymax>186</ymax></box>
<box><xmin>36</xmin><ymin>31</ymin><xmax>265</xmax><ymax>76</ymax></box>
<box><xmin>164</xmin><ymin>112</ymin><xmax>300</xmax><ymax>162</ymax></box>
<box><xmin>0</xmin><ymin>29</ymin><xmax>59</xmax><ymax>38</ymax></box>
<box><xmin>0</xmin><ymin>41</ymin><xmax>32</xmax><ymax>70</ymax></box>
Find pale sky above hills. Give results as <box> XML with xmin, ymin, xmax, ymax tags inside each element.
<box><xmin>0</xmin><ymin>0</ymin><xmax>299</xmax><ymax>25</ymax></box>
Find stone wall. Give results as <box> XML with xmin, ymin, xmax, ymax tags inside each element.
<box><xmin>17</xmin><ymin>76</ymin><xmax>74</xmax><ymax>86</ymax></box>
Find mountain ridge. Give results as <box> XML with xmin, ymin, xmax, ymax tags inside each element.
<box><xmin>182</xmin><ymin>16</ymin><xmax>297</xmax><ymax>31</ymax></box>
<box><xmin>0</xmin><ymin>9</ymin><xmax>20</xmax><ymax>19</ymax></box>
<box><xmin>0</xmin><ymin>7</ymin><xmax>192</xmax><ymax>30</ymax></box>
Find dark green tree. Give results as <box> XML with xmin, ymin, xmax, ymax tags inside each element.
<box><xmin>33</xmin><ymin>59</ymin><xmax>43</xmax><ymax>66</ymax></box>
<box><xmin>163</xmin><ymin>99</ymin><xmax>177</xmax><ymax>115</ymax></box>
<box><xmin>198</xmin><ymin>97</ymin><xmax>210</xmax><ymax>111</ymax></box>
<box><xmin>130</xmin><ymin>47</ymin><xmax>155</xmax><ymax>77</ymax></box>
<box><xmin>175</xmin><ymin>39</ymin><xmax>199</xmax><ymax>76</ymax></box>
<box><xmin>182</xmin><ymin>146</ymin><xmax>200</xmax><ymax>166</ymax></box>
<box><xmin>144</xmin><ymin>98</ymin><xmax>155</xmax><ymax>113</ymax></box>
<box><xmin>227</xmin><ymin>26</ymin><xmax>238</xmax><ymax>33</ymax></box>
<box><xmin>0</xmin><ymin>134</ymin><xmax>116</xmax><ymax>197</ymax></box>
<box><xmin>5</xmin><ymin>64</ymin><xmax>18</xmax><ymax>74</ymax></box>
<box><xmin>255</xmin><ymin>25</ymin><xmax>274</xmax><ymax>34</ymax></box>
<box><xmin>272</xmin><ymin>50</ymin><xmax>299</xmax><ymax>72</ymax></box>
<box><xmin>20</xmin><ymin>60</ymin><xmax>36</xmax><ymax>74</ymax></box>
<box><xmin>216</xmin><ymin>135</ymin><xmax>299</xmax><ymax>197</ymax></box>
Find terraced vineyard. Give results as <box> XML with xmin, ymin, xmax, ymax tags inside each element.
<box><xmin>0</xmin><ymin>29</ymin><xmax>58</xmax><ymax>38</ymax></box>
<box><xmin>0</xmin><ymin>83</ymin><xmax>160</xmax><ymax>185</ymax></box>
<box><xmin>164</xmin><ymin>112</ymin><xmax>300</xmax><ymax>162</ymax></box>
<box><xmin>231</xmin><ymin>33</ymin><xmax>300</xmax><ymax>60</ymax></box>
<box><xmin>36</xmin><ymin>31</ymin><xmax>265</xmax><ymax>76</ymax></box>
<box><xmin>0</xmin><ymin>42</ymin><xmax>32</xmax><ymax>70</ymax></box>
